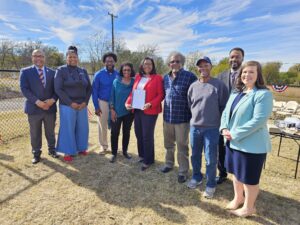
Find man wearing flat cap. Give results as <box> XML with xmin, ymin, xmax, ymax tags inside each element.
<box><xmin>187</xmin><ymin>56</ymin><xmax>228</xmax><ymax>198</ymax></box>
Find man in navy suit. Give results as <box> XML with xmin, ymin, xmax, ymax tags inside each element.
<box><xmin>20</xmin><ymin>49</ymin><xmax>58</xmax><ymax>164</ymax></box>
<box><xmin>216</xmin><ymin>47</ymin><xmax>244</xmax><ymax>184</ymax></box>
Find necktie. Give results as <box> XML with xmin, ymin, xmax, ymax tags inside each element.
<box><xmin>38</xmin><ymin>69</ymin><xmax>45</xmax><ymax>87</ymax></box>
<box><xmin>231</xmin><ymin>71</ymin><xmax>237</xmax><ymax>87</ymax></box>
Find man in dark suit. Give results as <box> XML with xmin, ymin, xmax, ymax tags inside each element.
<box><xmin>20</xmin><ymin>49</ymin><xmax>58</xmax><ymax>164</ymax></box>
<box><xmin>216</xmin><ymin>47</ymin><xmax>244</xmax><ymax>184</ymax></box>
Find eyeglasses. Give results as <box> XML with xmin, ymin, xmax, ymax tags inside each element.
<box><xmin>123</xmin><ymin>69</ymin><xmax>131</xmax><ymax>72</ymax></box>
<box><xmin>170</xmin><ymin>60</ymin><xmax>180</xmax><ymax>64</ymax></box>
<box><xmin>32</xmin><ymin>55</ymin><xmax>44</xmax><ymax>58</ymax></box>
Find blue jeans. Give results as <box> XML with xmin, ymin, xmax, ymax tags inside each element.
<box><xmin>190</xmin><ymin>126</ymin><xmax>219</xmax><ymax>188</ymax></box>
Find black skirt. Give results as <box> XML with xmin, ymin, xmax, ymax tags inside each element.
<box><xmin>225</xmin><ymin>143</ymin><xmax>266</xmax><ymax>185</ymax></box>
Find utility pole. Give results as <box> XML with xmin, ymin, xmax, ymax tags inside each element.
<box><xmin>108</xmin><ymin>12</ymin><xmax>118</xmax><ymax>52</ymax></box>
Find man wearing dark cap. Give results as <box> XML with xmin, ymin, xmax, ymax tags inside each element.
<box><xmin>92</xmin><ymin>52</ymin><xmax>119</xmax><ymax>154</ymax></box>
<box><xmin>216</xmin><ymin>47</ymin><xmax>244</xmax><ymax>184</ymax></box>
<box><xmin>187</xmin><ymin>56</ymin><xmax>228</xmax><ymax>198</ymax></box>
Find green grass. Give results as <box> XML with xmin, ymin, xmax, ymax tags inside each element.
<box><xmin>0</xmin><ymin>115</ymin><xmax>299</xmax><ymax>225</ymax></box>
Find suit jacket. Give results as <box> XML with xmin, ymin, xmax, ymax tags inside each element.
<box><xmin>218</xmin><ymin>70</ymin><xmax>231</xmax><ymax>94</ymax></box>
<box><xmin>126</xmin><ymin>74</ymin><xmax>164</xmax><ymax>115</ymax></box>
<box><xmin>220</xmin><ymin>87</ymin><xmax>273</xmax><ymax>154</ymax></box>
<box><xmin>20</xmin><ymin>65</ymin><xmax>57</xmax><ymax>115</ymax></box>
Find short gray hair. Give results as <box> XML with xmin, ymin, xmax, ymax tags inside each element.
<box><xmin>166</xmin><ymin>51</ymin><xmax>186</xmax><ymax>66</ymax></box>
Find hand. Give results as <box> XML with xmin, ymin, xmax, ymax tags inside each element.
<box><xmin>125</xmin><ymin>104</ymin><xmax>133</xmax><ymax>110</ymax></box>
<box><xmin>70</xmin><ymin>102</ymin><xmax>80</xmax><ymax>110</ymax></box>
<box><xmin>143</xmin><ymin>102</ymin><xmax>152</xmax><ymax>110</ymax></box>
<box><xmin>36</xmin><ymin>100</ymin><xmax>49</xmax><ymax>110</ymax></box>
<box><xmin>95</xmin><ymin>109</ymin><xmax>102</xmax><ymax>117</ymax></box>
<box><xmin>44</xmin><ymin>98</ymin><xmax>55</xmax><ymax>107</ymax></box>
<box><xmin>222</xmin><ymin>129</ymin><xmax>232</xmax><ymax>141</ymax></box>
<box><xmin>110</xmin><ymin>109</ymin><xmax>117</xmax><ymax>122</ymax></box>
<box><xmin>78</xmin><ymin>102</ymin><xmax>86</xmax><ymax>110</ymax></box>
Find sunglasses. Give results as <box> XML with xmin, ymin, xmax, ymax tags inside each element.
<box><xmin>170</xmin><ymin>60</ymin><xmax>180</xmax><ymax>64</ymax></box>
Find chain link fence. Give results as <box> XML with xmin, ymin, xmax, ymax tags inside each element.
<box><xmin>0</xmin><ymin>69</ymin><xmax>96</xmax><ymax>143</ymax></box>
<box><xmin>0</xmin><ymin>69</ymin><xmax>27</xmax><ymax>142</ymax></box>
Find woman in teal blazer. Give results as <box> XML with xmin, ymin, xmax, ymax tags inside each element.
<box><xmin>220</xmin><ymin>61</ymin><xmax>273</xmax><ymax>217</ymax></box>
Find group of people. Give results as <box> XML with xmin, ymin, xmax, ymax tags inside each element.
<box><xmin>20</xmin><ymin>46</ymin><xmax>273</xmax><ymax>218</ymax></box>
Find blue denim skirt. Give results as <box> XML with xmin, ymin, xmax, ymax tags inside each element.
<box><xmin>225</xmin><ymin>142</ymin><xmax>266</xmax><ymax>185</ymax></box>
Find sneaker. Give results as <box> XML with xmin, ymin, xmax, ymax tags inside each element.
<box><xmin>160</xmin><ymin>166</ymin><xmax>173</xmax><ymax>173</ymax></box>
<box><xmin>177</xmin><ymin>175</ymin><xmax>187</xmax><ymax>183</ymax></box>
<box><xmin>110</xmin><ymin>155</ymin><xmax>117</xmax><ymax>163</ymax></box>
<box><xmin>187</xmin><ymin>179</ymin><xmax>202</xmax><ymax>189</ymax></box>
<box><xmin>203</xmin><ymin>187</ymin><xmax>216</xmax><ymax>199</ymax></box>
<box><xmin>99</xmin><ymin>148</ymin><xmax>108</xmax><ymax>155</ymax></box>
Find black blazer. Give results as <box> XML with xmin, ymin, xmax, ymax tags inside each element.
<box><xmin>218</xmin><ymin>70</ymin><xmax>231</xmax><ymax>94</ymax></box>
<box><xmin>20</xmin><ymin>65</ymin><xmax>57</xmax><ymax>115</ymax></box>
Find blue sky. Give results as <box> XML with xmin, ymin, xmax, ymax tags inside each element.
<box><xmin>0</xmin><ymin>0</ymin><xmax>299</xmax><ymax>71</ymax></box>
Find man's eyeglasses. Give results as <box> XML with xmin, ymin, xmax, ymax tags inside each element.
<box><xmin>170</xmin><ymin>60</ymin><xmax>180</xmax><ymax>64</ymax></box>
<box><xmin>32</xmin><ymin>55</ymin><xmax>44</xmax><ymax>58</ymax></box>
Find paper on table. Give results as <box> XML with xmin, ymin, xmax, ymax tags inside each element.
<box><xmin>132</xmin><ymin>89</ymin><xmax>145</xmax><ymax>110</ymax></box>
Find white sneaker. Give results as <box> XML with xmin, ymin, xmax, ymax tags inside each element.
<box><xmin>203</xmin><ymin>187</ymin><xmax>216</xmax><ymax>198</ymax></box>
<box><xmin>187</xmin><ymin>179</ymin><xmax>202</xmax><ymax>189</ymax></box>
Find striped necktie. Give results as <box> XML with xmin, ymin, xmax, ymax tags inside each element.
<box><xmin>38</xmin><ymin>68</ymin><xmax>45</xmax><ymax>87</ymax></box>
<box><xmin>231</xmin><ymin>71</ymin><xmax>238</xmax><ymax>87</ymax></box>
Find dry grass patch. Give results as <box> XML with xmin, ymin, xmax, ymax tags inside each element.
<box><xmin>0</xmin><ymin>115</ymin><xmax>299</xmax><ymax>225</ymax></box>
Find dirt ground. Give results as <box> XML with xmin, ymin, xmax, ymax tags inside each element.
<box><xmin>0</xmin><ymin>115</ymin><xmax>299</xmax><ymax>225</ymax></box>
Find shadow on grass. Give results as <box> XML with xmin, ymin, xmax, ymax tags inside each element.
<box><xmin>39</xmin><ymin>152</ymin><xmax>300</xmax><ymax>224</ymax></box>
<box><xmin>40</xmin><ymin>152</ymin><xmax>233</xmax><ymax>223</ymax></box>
<box><xmin>0</xmin><ymin>153</ymin><xmax>14</xmax><ymax>161</ymax></box>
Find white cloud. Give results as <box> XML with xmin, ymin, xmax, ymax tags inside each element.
<box><xmin>27</xmin><ymin>28</ymin><xmax>43</xmax><ymax>33</ymax></box>
<box><xmin>199</xmin><ymin>0</ymin><xmax>252</xmax><ymax>25</ymax></box>
<box><xmin>122</xmin><ymin>5</ymin><xmax>200</xmax><ymax>56</ymax></box>
<box><xmin>243</xmin><ymin>13</ymin><xmax>272</xmax><ymax>22</ymax></box>
<box><xmin>101</xmin><ymin>0</ymin><xmax>145</xmax><ymax>15</ymax></box>
<box><xmin>50</xmin><ymin>27</ymin><xmax>74</xmax><ymax>44</ymax></box>
<box><xmin>4</xmin><ymin>22</ymin><xmax>18</xmax><ymax>30</ymax></box>
<box><xmin>79</xmin><ymin>5</ymin><xmax>95</xmax><ymax>11</ymax></box>
<box><xmin>0</xmin><ymin>14</ymin><xmax>8</xmax><ymax>22</ymax></box>
<box><xmin>164</xmin><ymin>0</ymin><xmax>194</xmax><ymax>4</ymax></box>
<box><xmin>23</xmin><ymin>0</ymin><xmax>91</xmax><ymax>44</ymax></box>
<box><xmin>199</xmin><ymin>37</ymin><xmax>232</xmax><ymax>46</ymax></box>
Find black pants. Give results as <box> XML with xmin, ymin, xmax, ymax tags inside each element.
<box><xmin>110</xmin><ymin>113</ymin><xmax>134</xmax><ymax>156</ymax></box>
<box><xmin>28</xmin><ymin>112</ymin><xmax>56</xmax><ymax>157</ymax></box>
<box><xmin>134</xmin><ymin>110</ymin><xmax>158</xmax><ymax>165</ymax></box>
<box><xmin>217</xmin><ymin>135</ymin><xmax>227</xmax><ymax>177</ymax></box>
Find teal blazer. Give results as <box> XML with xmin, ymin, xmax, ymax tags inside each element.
<box><xmin>220</xmin><ymin>87</ymin><xmax>273</xmax><ymax>154</ymax></box>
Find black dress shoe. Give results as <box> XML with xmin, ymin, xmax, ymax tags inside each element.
<box><xmin>123</xmin><ymin>152</ymin><xmax>132</xmax><ymax>159</ymax></box>
<box><xmin>48</xmin><ymin>151</ymin><xmax>59</xmax><ymax>158</ymax></box>
<box><xmin>178</xmin><ymin>175</ymin><xmax>187</xmax><ymax>183</ymax></box>
<box><xmin>141</xmin><ymin>164</ymin><xmax>150</xmax><ymax>171</ymax></box>
<box><xmin>32</xmin><ymin>157</ymin><xmax>40</xmax><ymax>164</ymax></box>
<box><xmin>160</xmin><ymin>166</ymin><xmax>173</xmax><ymax>173</ymax></box>
<box><xmin>110</xmin><ymin>155</ymin><xmax>117</xmax><ymax>163</ymax></box>
<box><xmin>216</xmin><ymin>176</ymin><xmax>227</xmax><ymax>184</ymax></box>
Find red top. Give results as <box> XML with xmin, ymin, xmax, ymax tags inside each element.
<box><xmin>126</xmin><ymin>74</ymin><xmax>164</xmax><ymax>115</ymax></box>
